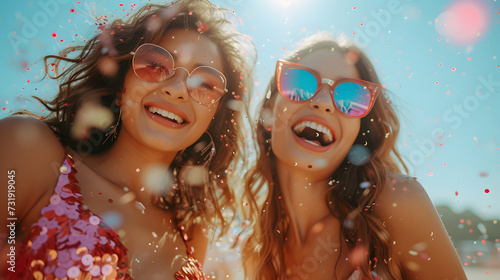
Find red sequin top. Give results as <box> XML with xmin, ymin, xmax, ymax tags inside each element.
<box><xmin>5</xmin><ymin>152</ymin><xmax>206</xmax><ymax>279</ymax></box>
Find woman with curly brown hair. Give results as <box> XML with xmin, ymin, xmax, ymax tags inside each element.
<box><xmin>0</xmin><ymin>0</ymin><xmax>254</xmax><ymax>279</ymax></box>
<box><xmin>241</xmin><ymin>33</ymin><xmax>466</xmax><ymax>279</ymax></box>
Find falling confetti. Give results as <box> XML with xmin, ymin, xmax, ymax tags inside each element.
<box><xmin>434</xmin><ymin>0</ymin><xmax>490</xmax><ymax>45</ymax></box>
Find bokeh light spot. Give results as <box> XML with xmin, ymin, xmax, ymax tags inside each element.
<box><xmin>434</xmin><ymin>0</ymin><xmax>490</xmax><ymax>45</ymax></box>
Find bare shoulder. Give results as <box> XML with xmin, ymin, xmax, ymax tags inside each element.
<box><xmin>372</xmin><ymin>172</ymin><xmax>466</xmax><ymax>279</ymax></box>
<box><xmin>0</xmin><ymin>115</ymin><xmax>65</xmax><ymax>165</ymax></box>
<box><xmin>0</xmin><ymin>116</ymin><xmax>66</xmax><ymax>221</ymax></box>
<box><xmin>373</xmin><ymin>172</ymin><xmax>442</xmax><ymax>234</ymax></box>
<box><xmin>374</xmin><ymin>173</ymin><xmax>429</xmax><ymax>211</ymax></box>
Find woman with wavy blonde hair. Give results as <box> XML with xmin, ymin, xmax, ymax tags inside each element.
<box><xmin>242</xmin><ymin>33</ymin><xmax>465</xmax><ymax>279</ymax></box>
<box><xmin>0</xmin><ymin>0</ymin><xmax>254</xmax><ymax>279</ymax></box>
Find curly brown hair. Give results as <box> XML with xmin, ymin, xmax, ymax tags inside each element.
<box><xmin>242</xmin><ymin>33</ymin><xmax>407</xmax><ymax>279</ymax></box>
<box><xmin>16</xmin><ymin>0</ymin><xmax>255</xmax><ymax>235</ymax></box>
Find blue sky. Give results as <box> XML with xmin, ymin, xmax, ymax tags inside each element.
<box><xmin>0</xmin><ymin>0</ymin><xmax>498</xmax><ymax>220</ymax></box>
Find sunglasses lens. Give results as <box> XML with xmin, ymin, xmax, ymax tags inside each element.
<box><xmin>279</xmin><ymin>68</ymin><xmax>317</xmax><ymax>101</ymax></box>
<box><xmin>333</xmin><ymin>82</ymin><xmax>374</xmax><ymax>117</ymax></box>
<box><xmin>187</xmin><ymin>66</ymin><xmax>227</xmax><ymax>104</ymax></box>
<box><xmin>133</xmin><ymin>45</ymin><xmax>173</xmax><ymax>82</ymax></box>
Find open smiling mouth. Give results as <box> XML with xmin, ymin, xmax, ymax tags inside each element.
<box><xmin>146</xmin><ymin>106</ymin><xmax>186</xmax><ymax>124</ymax></box>
<box><xmin>292</xmin><ymin>121</ymin><xmax>335</xmax><ymax>147</ymax></box>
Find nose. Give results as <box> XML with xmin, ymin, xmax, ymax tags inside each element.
<box><xmin>159</xmin><ymin>67</ymin><xmax>190</xmax><ymax>102</ymax></box>
<box><xmin>309</xmin><ymin>84</ymin><xmax>335</xmax><ymax>114</ymax></box>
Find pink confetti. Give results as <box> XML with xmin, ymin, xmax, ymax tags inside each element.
<box><xmin>428</xmin><ymin>172</ymin><xmax>434</xmax><ymax>176</ymax></box>
<box><xmin>455</xmin><ymin>191</ymin><xmax>459</xmax><ymax>196</ymax></box>
<box><xmin>485</xmin><ymin>189</ymin><xmax>490</xmax><ymax>193</ymax></box>
<box><xmin>451</xmin><ymin>67</ymin><xmax>456</xmax><ymax>71</ymax></box>
<box><xmin>52</xmin><ymin>33</ymin><xmax>57</xmax><ymax>38</ymax></box>
<box><xmin>70</xmin><ymin>8</ymin><xmax>75</xmax><ymax>13</ymax></box>
<box><xmin>434</xmin><ymin>0</ymin><xmax>490</xmax><ymax>45</ymax></box>
<box><xmin>353</xmin><ymin>6</ymin><xmax>357</xmax><ymax>10</ymax></box>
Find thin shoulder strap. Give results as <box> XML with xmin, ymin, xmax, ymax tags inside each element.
<box><xmin>177</xmin><ymin>224</ymin><xmax>195</xmax><ymax>257</ymax></box>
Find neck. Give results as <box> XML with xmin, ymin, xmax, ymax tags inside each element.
<box><xmin>79</xmin><ymin>130</ymin><xmax>178</xmax><ymax>203</ymax></box>
<box><xmin>276</xmin><ymin>159</ymin><xmax>332</xmax><ymax>245</ymax></box>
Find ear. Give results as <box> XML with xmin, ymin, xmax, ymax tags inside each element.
<box><xmin>115</xmin><ymin>98</ymin><xmax>122</xmax><ymax>106</ymax></box>
<box><xmin>115</xmin><ymin>90</ymin><xmax>124</xmax><ymax>106</ymax></box>
<box><xmin>344</xmin><ymin>50</ymin><xmax>360</xmax><ymax>66</ymax></box>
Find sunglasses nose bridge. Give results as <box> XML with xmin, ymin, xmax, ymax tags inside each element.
<box><xmin>172</xmin><ymin>66</ymin><xmax>191</xmax><ymax>76</ymax></box>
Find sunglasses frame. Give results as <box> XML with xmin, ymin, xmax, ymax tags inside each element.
<box><xmin>275</xmin><ymin>59</ymin><xmax>381</xmax><ymax>118</ymax></box>
<box><xmin>131</xmin><ymin>43</ymin><xmax>228</xmax><ymax>105</ymax></box>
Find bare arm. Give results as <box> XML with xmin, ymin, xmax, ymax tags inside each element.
<box><xmin>373</xmin><ymin>173</ymin><xmax>467</xmax><ymax>279</ymax></box>
<box><xmin>0</xmin><ymin>116</ymin><xmax>65</xmax><ymax>273</ymax></box>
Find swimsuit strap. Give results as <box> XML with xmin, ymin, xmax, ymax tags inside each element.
<box><xmin>174</xmin><ymin>224</ymin><xmax>206</xmax><ymax>279</ymax></box>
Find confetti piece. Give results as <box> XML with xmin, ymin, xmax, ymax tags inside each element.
<box><xmin>434</xmin><ymin>0</ymin><xmax>490</xmax><ymax>45</ymax></box>
<box><xmin>485</xmin><ymin>189</ymin><xmax>490</xmax><ymax>193</ymax></box>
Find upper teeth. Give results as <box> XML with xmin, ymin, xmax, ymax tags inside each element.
<box><xmin>293</xmin><ymin>121</ymin><xmax>333</xmax><ymax>144</ymax></box>
<box><xmin>148</xmin><ymin>106</ymin><xmax>184</xmax><ymax>124</ymax></box>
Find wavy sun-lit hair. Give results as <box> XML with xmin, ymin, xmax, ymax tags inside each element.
<box><xmin>242</xmin><ymin>33</ymin><xmax>407</xmax><ymax>279</ymax></box>
<box><xmin>16</xmin><ymin>0</ymin><xmax>255</xmax><ymax>235</ymax></box>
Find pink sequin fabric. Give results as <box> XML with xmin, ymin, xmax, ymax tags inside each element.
<box><xmin>7</xmin><ymin>153</ymin><xmax>131</xmax><ymax>280</ymax></box>
<box><xmin>6</xmin><ymin>152</ymin><xmax>207</xmax><ymax>279</ymax></box>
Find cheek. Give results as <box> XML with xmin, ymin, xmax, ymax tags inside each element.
<box><xmin>195</xmin><ymin>104</ymin><xmax>218</xmax><ymax>129</ymax></box>
<box><xmin>271</xmin><ymin>99</ymin><xmax>293</xmax><ymax>134</ymax></box>
<box><xmin>345</xmin><ymin>120</ymin><xmax>361</xmax><ymax>141</ymax></box>
<box><xmin>122</xmin><ymin>71</ymin><xmax>157</xmax><ymax>103</ymax></box>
